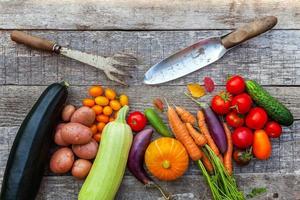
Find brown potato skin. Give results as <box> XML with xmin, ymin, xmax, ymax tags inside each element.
<box><xmin>70</xmin><ymin>106</ymin><xmax>95</xmax><ymax>126</ymax></box>
<box><xmin>61</xmin><ymin>122</ymin><xmax>92</xmax><ymax>144</ymax></box>
<box><xmin>54</xmin><ymin>123</ymin><xmax>69</xmax><ymax>146</ymax></box>
<box><xmin>50</xmin><ymin>147</ymin><xmax>74</xmax><ymax>174</ymax></box>
<box><xmin>71</xmin><ymin>159</ymin><xmax>92</xmax><ymax>179</ymax></box>
<box><xmin>72</xmin><ymin>139</ymin><xmax>98</xmax><ymax>159</ymax></box>
<box><xmin>62</xmin><ymin>104</ymin><xmax>76</xmax><ymax>122</ymax></box>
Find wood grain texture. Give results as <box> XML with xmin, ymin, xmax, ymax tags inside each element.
<box><xmin>0</xmin><ymin>0</ymin><xmax>299</xmax><ymax>30</ymax></box>
<box><xmin>1</xmin><ymin>30</ymin><xmax>300</xmax><ymax>86</ymax></box>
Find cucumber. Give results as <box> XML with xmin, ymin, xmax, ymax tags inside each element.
<box><xmin>0</xmin><ymin>82</ymin><xmax>68</xmax><ymax>200</ymax></box>
<box><xmin>246</xmin><ymin>80</ymin><xmax>293</xmax><ymax>126</ymax></box>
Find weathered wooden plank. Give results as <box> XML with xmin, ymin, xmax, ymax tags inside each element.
<box><xmin>0</xmin><ymin>0</ymin><xmax>300</xmax><ymax>30</ymax></box>
<box><xmin>0</xmin><ymin>85</ymin><xmax>299</xmax><ymax>127</ymax></box>
<box><xmin>1</xmin><ymin>30</ymin><xmax>300</xmax><ymax>86</ymax></box>
<box><xmin>1</xmin><ymin>174</ymin><xmax>294</xmax><ymax>200</ymax></box>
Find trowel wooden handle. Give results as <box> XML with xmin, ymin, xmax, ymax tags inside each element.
<box><xmin>221</xmin><ymin>16</ymin><xmax>277</xmax><ymax>49</ymax></box>
<box><xmin>11</xmin><ymin>31</ymin><xmax>60</xmax><ymax>53</ymax></box>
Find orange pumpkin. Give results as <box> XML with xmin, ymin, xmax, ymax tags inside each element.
<box><xmin>145</xmin><ymin>137</ymin><xmax>189</xmax><ymax>181</ymax></box>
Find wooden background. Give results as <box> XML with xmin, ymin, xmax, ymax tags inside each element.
<box><xmin>0</xmin><ymin>0</ymin><xmax>300</xmax><ymax>199</ymax></box>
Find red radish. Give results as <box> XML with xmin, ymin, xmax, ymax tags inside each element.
<box><xmin>203</xmin><ymin>77</ymin><xmax>215</xmax><ymax>92</ymax></box>
<box><xmin>246</xmin><ymin>107</ymin><xmax>268</xmax><ymax>129</ymax></box>
<box><xmin>226</xmin><ymin>75</ymin><xmax>245</xmax><ymax>95</ymax></box>
<box><xmin>231</xmin><ymin>93</ymin><xmax>252</xmax><ymax>114</ymax></box>
<box><xmin>232</xmin><ymin>127</ymin><xmax>253</xmax><ymax>149</ymax></box>
<box><xmin>265</xmin><ymin>121</ymin><xmax>282</xmax><ymax>138</ymax></box>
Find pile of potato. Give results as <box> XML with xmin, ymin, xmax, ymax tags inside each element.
<box><xmin>50</xmin><ymin>105</ymin><xmax>98</xmax><ymax>179</ymax></box>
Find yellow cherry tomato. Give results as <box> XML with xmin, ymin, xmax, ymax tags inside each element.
<box><xmin>95</xmin><ymin>96</ymin><xmax>109</xmax><ymax>106</ymax></box>
<box><xmin>105</xmin><ymin>88</ymin><xmax>117</xmax><ymax>100</ymax></box>
<box><xmin>89</xmin><ymin>85</ymin><xmax>103</xmax><ymax>97</ymax></box>
<box><xmin>91</xmin><ymin>105</ymin><xmax>103</xmax><ymax>115</ymax></box>
<box><xmin>119</xmin><ymin>94</ymin><xmax>129</xmax><ymax>106</ymax></box>
<box><xmin>82</xmin><ymin>98</ymin><xmax>95</xmax><ymax>107</ymax></box>
<box><xmin>103</xmin><ymin>106</ymin><xmax>113</xmax><ymax>116</ymax></box>
<box><xmin>109</xmin><ymin>100</ymin><xmax>121</xmax><ymax>111</ymax></box>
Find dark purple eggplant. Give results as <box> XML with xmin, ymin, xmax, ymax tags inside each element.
<box><xmin>127</xmin><ymin>128</ymin><xmax>171</xmax><ymax>200</ymax></box>
<box><xmin>185</xmin><ymin>93</ymin><xmax>228</xmax><ymax>154</ymax></box>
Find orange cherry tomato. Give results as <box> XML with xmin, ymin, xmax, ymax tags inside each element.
<box><xmin>97</xmin><ymin>115</ymin><xmax>109</xmax><ymax>123</ymax></box>
<box><xmin>103</xmin><ymin>106</ymin><xmax>113</xmax><ymax>116</ymax></box>
<box><xmin>110</xmin><ymin>100</ymin><xmax>121</xmax><ymax>111</ymax></box>
<box><xmin>93</xmin><ymin>134</ymin><xmax>101</xmax><ymax>142</ymax></box>
<box><xmin>90</xmin><ymin>124</ymin><xmax>98</xmax><ymax>135</ymax></box>
<box><xmin>91</xmin><ymin>105</ymin><xmax>103</xmax><ymax>115</ymax></box>
<box><xmin>82</xmin><ymin>98</ymin><xmax>95</xmax><ymax>107</ymax></box>
<box><xmin>105</xmin><ymin>88</ymin><xmax>116</xmax><ymax>100</ymax></box>
<box><xmin>253</xmin><ymin>130</ymin><xmax>272</xmax><ymax>160</ymax></box>
<box><xmin>109</xmin><ymin>117</ymin><xmax>114</xmax><ymax>122</ymax></box>
<box><xmin>97</xmin><ymin>122</ymin><xmax>106</xmax><ymax>132</ymax></box>
<box><xmin>89</xmin><ymin>85</ymin><xmax>103</xmax><ymax>97</ymax></box>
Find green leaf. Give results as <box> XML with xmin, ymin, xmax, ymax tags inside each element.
<box><xmin>246</xmin><ymin>187</ymin><xmax>267</xmax><ymax>199</ymax></box>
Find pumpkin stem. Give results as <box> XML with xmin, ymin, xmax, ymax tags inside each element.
<box><xmin>148</xmin><ymin>182</ymin><xmax>172</xmax><ymax>200</ymax></box>
<box><xmin>115</xmin><ymin>105</ymin><xmax>129</xmax><ymax>123</ymax></box>
<box><xmin>162</xmin><ymin>160</ymin><xmax>171</xmax><ymax>169</ymax></box>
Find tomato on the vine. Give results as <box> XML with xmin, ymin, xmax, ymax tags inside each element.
<box><xmin>225</xmin><ymin>111</ymin><xmax>244</xmax><ymax>128</ymax></box>
<box><xmin>226</xmin><ymin>75</ymin><xmax>245</xmax><ymax>95</ymax></box>
<box><xmin>245</xmin><ymin>107</ymin><xmax>268</xmax><ymax>129</ymax></box>
<box><xmin>211</xmin><ymin>91</ymin><xmax>232</xmax><ymax>115</ymax></box>
<box><xmin>127</xmin><ymin>111</ymin><xmax>147</xmax><ymax>132</ymax></box>
<box><xmin>265</xmin><ymin>121</ymin><xmax>282</xmax><ymax>138</ymax></box>
<box><xmin>231</xmin><ymin>93</ymin><xmax>253</xmax><ymax>114</ymax></box>
<box><xmin>232</xmin><ymin>127</ymin><xmax>254</xmax><ymax>149</ymax></box>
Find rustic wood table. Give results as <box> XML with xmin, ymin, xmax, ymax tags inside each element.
<box><xmin>0</xmin><ymin>1</ymin><xmax>299</xmax><ymax>199</ymax></box>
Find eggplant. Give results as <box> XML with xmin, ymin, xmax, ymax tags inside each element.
<box><xmin>1</xmin><ymin>82</ymin><xmax>68</xmax><ymax>200</ymax></box>
<box><xmin>127</xmin><ymin>128</ymin><xmax>171</xmax><ymax>200</ymax></box>
<box><xmin>185</xmin><ymin>93</ymin><xmax>227</xmax><ymax>153</ymax></box>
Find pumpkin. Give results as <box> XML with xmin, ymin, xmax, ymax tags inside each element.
<box><xmin>145</xmin><ymin>137</ymin><xmax>189</xmax><ymax>181</ymax></box>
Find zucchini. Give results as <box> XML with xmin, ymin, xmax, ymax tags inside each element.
<box><xmin>0</xmin><ymin>82</ymin><xmax>68</xmax><ymax>200</ymax></box>
<box><xmin>79</xmin><ymin>105</ymin><xmax>133</xmax><ymax>200</ymax></box>
<box><xmin>246</xmin><ymin>80</ymin><xmax>293</xmax><ymax>126</ymax></box>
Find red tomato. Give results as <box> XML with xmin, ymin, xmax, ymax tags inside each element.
<box><xmin>265</xmin><ymin>121</ymin><xmax>282</xmax><ymax>138</ymax></box>
<box><xmin>253</xmin><ymin>130</ymin><xmax>272</xmax><ymax>160</ymax></box>
<box><xmin>226</xmin><ymin>75</ymin><xmax>245</xmax><ymax>95</ymax></box>
<box><xmin>211</xmin><ymin>91</ymin><xmax>232</xmax><ymax>115</ymax></box>
<box><xmin>233</xmin><ymin>149</ymin><xmax>252</xmax><ymax>166</ymax></box>
<box><xmin>231</xmin><ymin>93</ymin><xmax>253</xmax><ymax>114</ymax></box>
<box><xmin>232</xmin><ymin>127</ymin><xmax>254</xmax><ymax>149</ymax></box>
<box><xmin>225</xmin><ymin>111</ymin><xmax>244</xmax><ymax>128</ymax></box>
<box><xmin>127</xmin><ymin>111</ymin><xmax>147</xmax><ymax>132</ymax></box>
<box><xmin>245</xmin><ymin>107</ymin><xmax>268</xmax><ymax>129</ymax></box>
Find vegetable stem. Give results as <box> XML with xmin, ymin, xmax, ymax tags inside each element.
<box><xmin>115</xmin><ymin>105</ymin><xmax>129</xmax><ymax>123</ymax></box>
<box><xmin>148</xmin><ymin>182</ymin><xmax>172</xmax><ymax>200</ymax></box>
<box><xmin>184</xmin><ymin>92</ymin><xmax>207</xmax><ymax>108</ymax></box>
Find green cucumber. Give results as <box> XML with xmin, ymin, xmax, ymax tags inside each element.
<box><xmin>246</xmin><ymin>80</ymin><xmax>293</xmax><ymax>126</ymax></box>
<box><xmin>144</xmin><ymin>108</ymin><xmax>173</xmax><ymax>137</ymax></box>
<box><xmin>1</xmin><ymin>82</ymin><xmax>68</xmax><ymax>200</ymax></box>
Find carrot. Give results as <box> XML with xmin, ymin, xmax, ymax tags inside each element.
<box><xmin>197</xmin><ymin>110</ymin><xmax>220</xmax><ymax>156</ymax></box>
<box><xmin>167</xmin><ymin>106</ymin><xmax>202</xmax><ymax>161</ymax></box>
<box><xmin>200</xmin><ymin>149</ymin><xmax>214</xmax><ymax>174</ymax></box>
<box><xmin>185</xmin><ymin>123</ymin><xmax>207</xmax><ymax>146</ymax></box>
<box><xmin>175</xmin><ymin>106</ymin><xmax>196</xmax><ymax>125</ymax></box>
<box><xmin>223</xmin><ymin>122</ymin><xmax>233</xmax><ymax>175</ymax></box>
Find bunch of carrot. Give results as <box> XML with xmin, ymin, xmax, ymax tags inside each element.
<box><xmin>166</xmin><ymin>104</ymin><xmax>233</xmax><ymax>175</ymax></box>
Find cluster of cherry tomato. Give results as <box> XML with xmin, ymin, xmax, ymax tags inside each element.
<box><xmin>82</xmin><ymin>86</ymin><xmax>129</xmax><ymax>142</ymax></box>
<box><xmin>211</xmin><ymin>75</ymin><xmax>282</xmax><ymax>165</ymax></box>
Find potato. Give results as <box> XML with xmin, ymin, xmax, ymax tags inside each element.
<box><xmin>61</xmin><ymin>122</ymin><xmax>93</xmax><ymax>144</ymax></box>
<box><xmin>71</xmin><ymin>106</ymin><xmax>95</xmax><ymax>126</ymax></box>
<box><xmin>50</xmin><ymin>147</ymin><xmax>74</xmax><ymax>174</ymax></box>
<box><xmin>62</xmin><ymin>104</ymin><xmax>76</xmax><ymax>122</ymax></box>
<box><xmin>54</xmin><ymin>123</ymin><xmax>69</xmax><ymax>146</ymax></box>
<box><xmin>71</xmin><ymin>159</ymin><xmax>92</xmax><ymax>179</ymax></box>
<box><xmin>72</xmin><ymin>139</ymin><xmax>98</xmax><ymax>159</ymax></box>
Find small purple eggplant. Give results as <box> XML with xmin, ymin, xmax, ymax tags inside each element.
<box><xmin>127</xmin><ymin>128</ymin><xmax>171</xmax><ymax>200</ymax></box>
